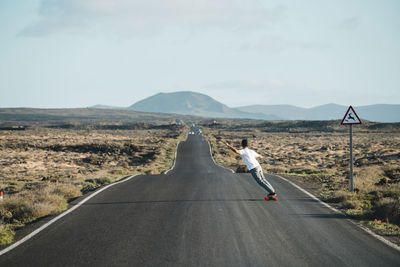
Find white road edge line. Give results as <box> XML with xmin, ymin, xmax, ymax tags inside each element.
<box><xmin>0</xmin><ymin>174</ymin><xmax>138</xmax><ymax>257</ymax></box>
<box><xmin>207</xmin><ymin>141</ymin><xmax>235</xmax><ymax>173</ymax></box>
<box><xmin>275</xmin><ymin>175</ymin><xmax>341</xmax><ymax>214</ymax></box>
<box><xmin>275</xmin><ymin>174</ymin><xmax>400</xmax><ymax>252</ymax></box>
<box><xmin>164</xmin><ymin>134</ymin><xmax>188</xmax><ymax>175</ymax></box>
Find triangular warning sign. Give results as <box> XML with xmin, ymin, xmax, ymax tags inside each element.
<box><xmin>341</xmin><ymin>106</ymin><xmax>362</xmax><ymax>125</ymax></box>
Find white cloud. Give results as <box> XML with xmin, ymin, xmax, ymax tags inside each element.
<box><xmin>338</xmin><ymin>17</ymin><xmax>359</xmax><ymax>30</ymax></box>
<box><xmin>20</xmin><ymin>0</ymin><xmax>287</xmax><ymax>37</ymax></box>
<box><xmin>239</xmin><ymin>35</ymin><xmax>328</xmax><ymax>53</ymax></box>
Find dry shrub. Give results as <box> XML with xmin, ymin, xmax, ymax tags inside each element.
<box><xmin>384</xmin><ymin>166</ymin><xmax>400</xmax><ymax>178</ymax></box>
<box><xmin>0</xmin><ymin>196</ymin><xmax>35</xmax><ymax>223</ymax></box>
<box><xmin>36</xmin><ymin>193</ymin><xmax>68</xmax><ymax>214</ymax></box>
<box><xmin>30</xmin><ymin>202</ymin><xmax>58</xmax><ymax>219</ymax></box>
<box><xmin>331</xmin><ymin>190</ymin><xmax>351</xmax><ymax>203</ymax></box>
<box><xmin>366</xmin><ymin>219</ymin><xmax>400</xmax><ymax>235</ymax></box>
<box><xmin>343</xmin><ymin>199</ymin><xmax>362</xmax><ymax>210</ymax></box>
<box><xmin>50</xmin><ymin>183</ymin><xmax>82</xmax><ymax>199</ymax></box>
<box><xmin>0</xmin><ymin>224</ymin><xmax>14</xmax><ymax>245</ymax></box>
<box><xmin>373</xmin><ymin>198</ymin><xmax>400</xmax><ymax>225</ymax></box>
<box><xmin>354</xmin><ymin>166</ymin><xmax>384</xmax><ymax>190</ymax></box>
<box><xmin>0</xmin><ymin>183</ymin><xmax>78</xmax><ymax>225</ymax></box>
<box><xmin>332</xmin><ymin>190</ymin><xmax>372</xmax><ymax>210</ymax></box>
<box><xmin>340</xmin><ymin>194</ymin><xmax>364</xmax><ymax>210</ymax></box>
<box><xmin>289</xmin><ymin>167</ymin><xmax>322</xmax><ymax>175</ymax></box>
<box><xmin>236</xmin><ymin>165</ymin><xmax>248</xmax><ymax>173</ymax></box>
<box><xmin>266</xmin><ymin>167</ymin><xmax>288</xmax><ymax>174</ymax></box>
<box><xmin>81</xmin><ymin>177</ymin><xmax>114</xmax><ymax>193</ymax></box>
<box><xmin>144</xmin><ymin>169</ymin><xmax>155</xmax><ymax>175</ymax></box>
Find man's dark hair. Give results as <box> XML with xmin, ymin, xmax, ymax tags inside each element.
<box><xmin>241</xmin><ymin>139</ymin><xmax>248</xmax><ymax>147</ymax></box>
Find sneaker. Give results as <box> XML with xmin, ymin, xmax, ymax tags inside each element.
<box><xmin>267</xmin><ymin>192</ymin><xmax>278</xmax><ymax>201</ymax></box>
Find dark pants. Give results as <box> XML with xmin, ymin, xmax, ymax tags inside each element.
<box><xmin>249</xmin><ymin>165</ymin><xmax>275</xmax><ymax>194</ymax></box>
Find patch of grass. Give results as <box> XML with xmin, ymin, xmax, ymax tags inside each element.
<box><xmin>364</xmin><ymin>219</ymin><xmax>400</xmax><ymax>236</ymax></box>
<box><xmin>0</xmin><ymin>225</ymin><xmax>15</xmax><ymax>245</ymax></box>
<box><xmin>267</xmin><ymin>167</ymin><xmax>289</xmax><ymax>174</ymax></box>
<box><xmin>287</xmin><ymin>168</ymin><xmax>332</xmax><ymax>176</ymax></box>
<box><xmin>81</xmin><ymin>178</ymin><xmax>113</xmax><ymax>193</ymax></box>
<box><xmin>344</xmin><ymin>209</ymin><xmax>367</xmax><ymax>218</ymax></box>
<box><xmin>381</xmin><ymin>187</ymin><xmax>400</xmax><ymax>199</ymax></box>
<box><xmin>341</xmin><ymin>192</ymin><xmax>373</xmax><ymax>210</ymax></box>
<box><xmin>0</xmin><ymin>180</ymin><xmax>111</xmax><ymax>245</ymax></box>
<box><xmin>50</xmin><ymin>183</ymin><xmax>82</xmax><ymax>200</ymax></box>
<box><xmin>373</xmin><ymin>198</ymin><xmax>400</xmax><ymax>225</ymax></box>
<box><xmin>0</xmin><ymin>185</ymin><xmax>72</xmax><ymax>225</ymax></box>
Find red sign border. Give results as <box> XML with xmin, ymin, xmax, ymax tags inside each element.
<box><xmin>341</xmin><ymin>105</ymin><xmax>362</xmax><ymax>125</ymax></box>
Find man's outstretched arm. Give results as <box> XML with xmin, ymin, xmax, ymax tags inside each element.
<box><xmin>225</xmin><ymin>142</ymin><xmax>241</xmax><ymax>155</ymax></box>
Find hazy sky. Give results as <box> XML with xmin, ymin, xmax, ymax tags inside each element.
<box><xmin>1</xmin><ymin>0</ymin><xmax>399</xmax><ymax>108</ymax></box>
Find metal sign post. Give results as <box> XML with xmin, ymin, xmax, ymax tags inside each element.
<box><xmin>341</xmin><ymin>106</ymin><xmax>361</xmax><ymax>193</ymax></box>
<box><xmin>349</xmin><ymin>124</ymin><xmax>353</xmax><ymax>192</ymax></box>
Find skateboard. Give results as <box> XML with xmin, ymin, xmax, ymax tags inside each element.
<box><xmin>264</xmin><ymin>195</ymin><xmax>278</xmax><ymax>201</ymax></box>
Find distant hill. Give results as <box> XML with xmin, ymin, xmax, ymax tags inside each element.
<box><xmin>0</xmin><ymin>108</ymin><xmax>197</xmax><ymax>127</ymax></box>
<box><xmin>128</xmin><ymin>91</ymin><xmax>279</xmax><ymax>120</ymax></box>
<box><xmin>90</xmin><ymin>91</ymin><xmax>399</xmax><ymax>122</ymax></box>
<box><xmin>236</xmin><ymin>104</ymin><xmax>308</xmax><ymax>120</ymax></box>
<box><xmin>237</xmin><ymin>104</ymin><xmax>400</xmax><ymax>122</ymax></box>
<box><xmin>356</xmin><ymin>105</ymin><xmax>400</xmax><ymax>123</ymax></box>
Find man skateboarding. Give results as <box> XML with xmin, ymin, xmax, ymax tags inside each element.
<box><xmin>225</xmin><ymin>139</ymin><xmax>277</xmax><ymax>201</ymax></box>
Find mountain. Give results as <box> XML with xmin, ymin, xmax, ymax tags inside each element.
<box><xmin>91</xmin><ymin>91</ymin><xmax>399</xmax><ymax>122</ymax></box>
<box><xmin>128</xmin><ymin>91</ymin><xmax>279</xmax><ymax>120</ymax></box>
<box><xmin>237</xmin><ymin>104</ymin><xmax>400</xmax><ymax>122</ymax></box>
<box><xmin>356</xmin><ymin>104</ymin><xmax>400</xmax><ymax>123</ymax></box>
<box><xmin>237</xmin><ymin>104</ymin><xmax>308</xmax><ymax>120</ymax></box>
<box><xmin>306</xmin><ymin>103</ymin><xmax>347</xmax><ymax>120</ymax></box>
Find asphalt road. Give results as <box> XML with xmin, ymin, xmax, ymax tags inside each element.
<box><xmin>1</xmin><ymin>131</ymin><xmax>399</xmax><ymax>266</ymax></box>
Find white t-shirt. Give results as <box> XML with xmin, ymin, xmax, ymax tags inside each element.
<box><xmin>239</xmin><ymin>148</ymin><xmax>260</xmax><ymax>170</ymax></box>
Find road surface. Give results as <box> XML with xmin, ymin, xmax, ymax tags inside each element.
<box><xmin>1</xmin><ymin>131</ymin><xmax>399</xmax><ymax>266</ymax></box>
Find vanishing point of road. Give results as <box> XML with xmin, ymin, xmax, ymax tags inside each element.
<box><xmin>1</xmin><ymin>130</ymin><xmax>399</xmax><ymax>266</ymax></box>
